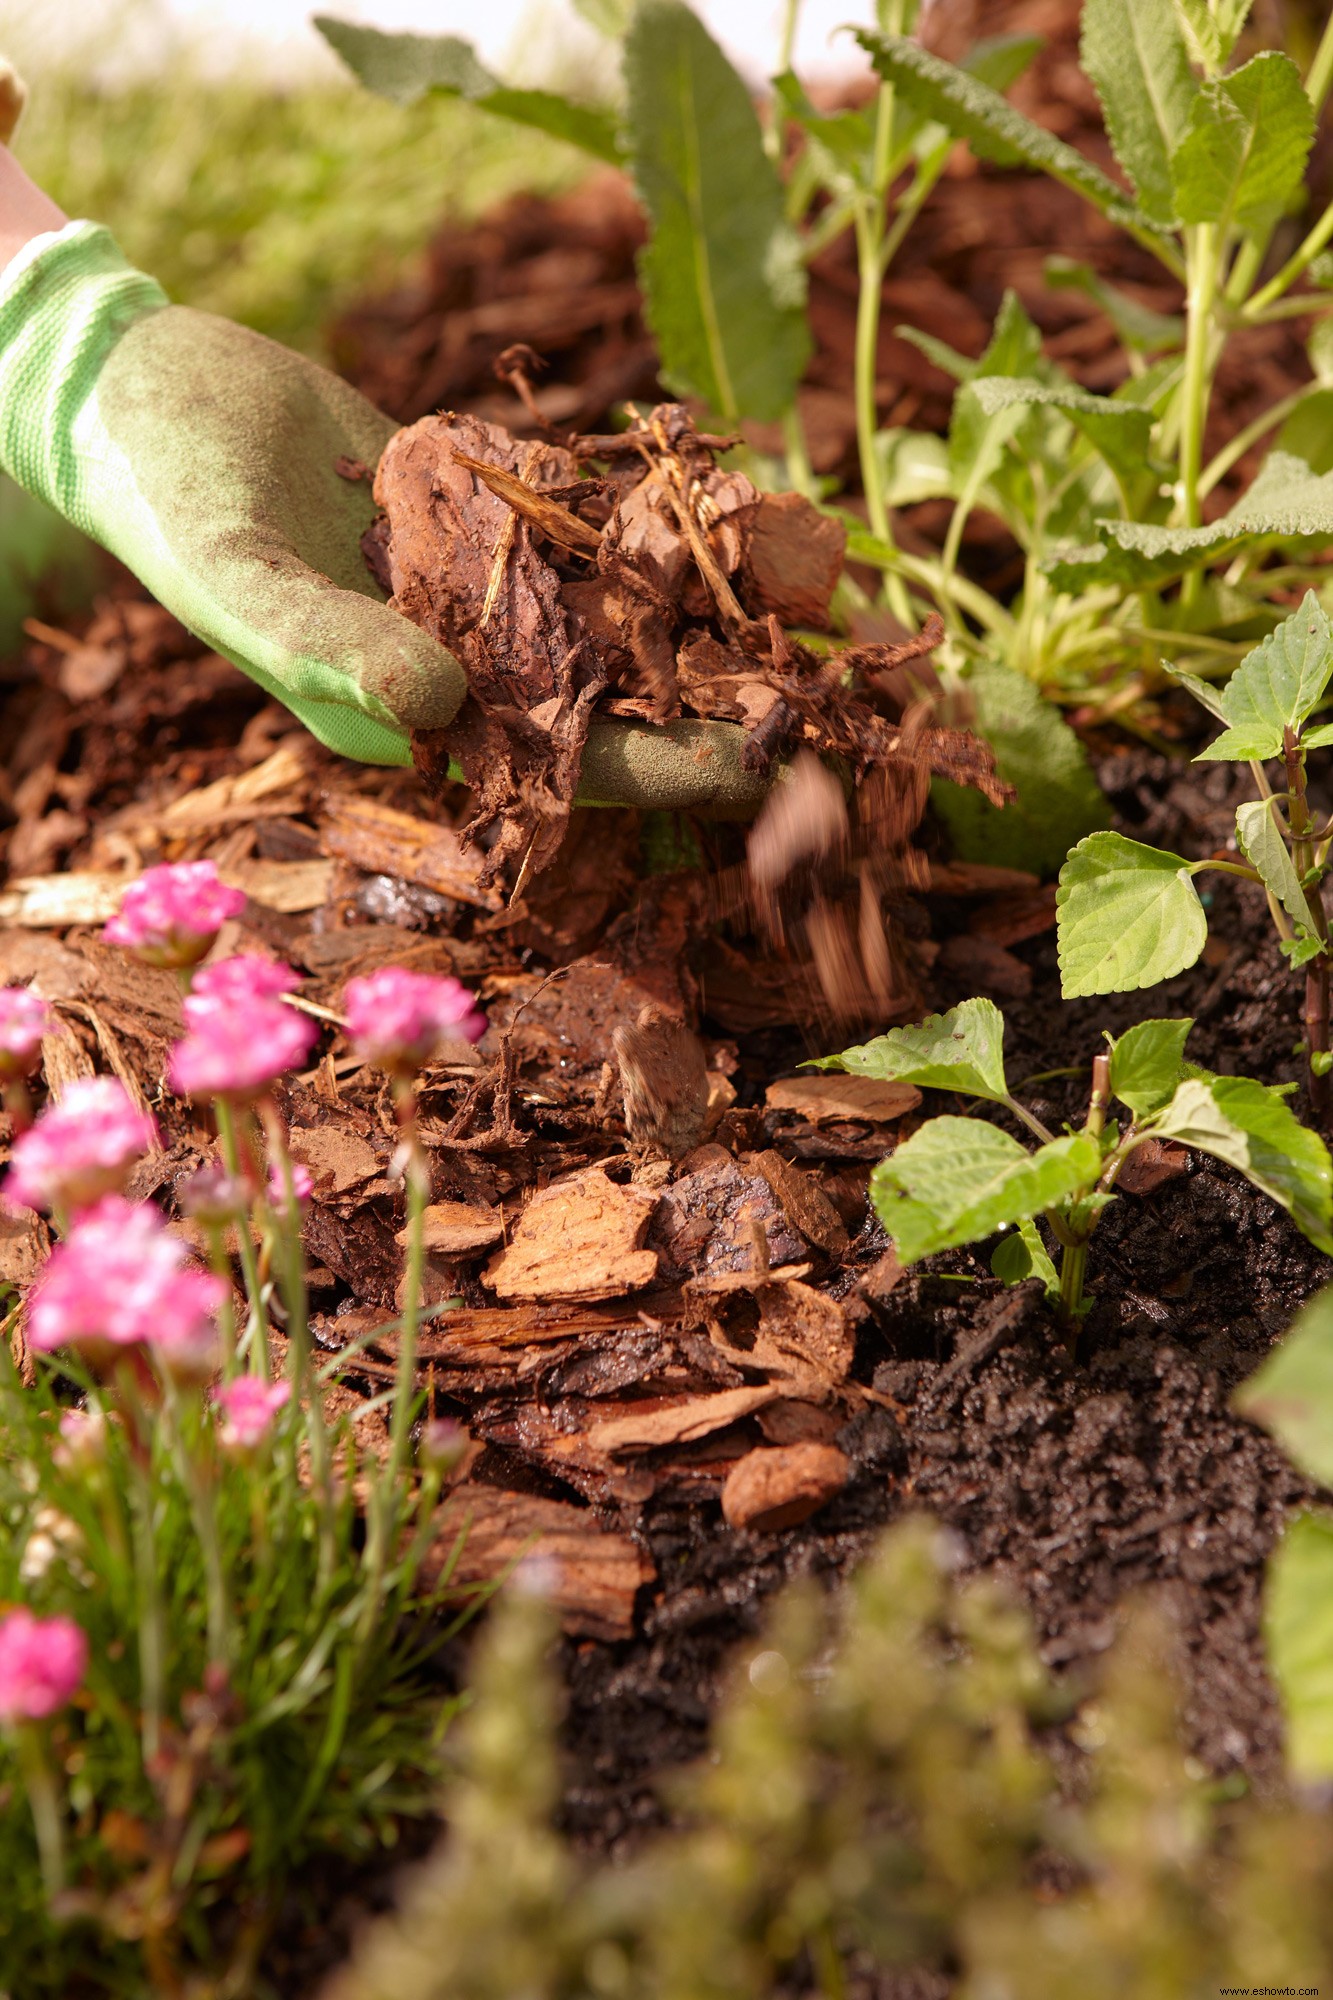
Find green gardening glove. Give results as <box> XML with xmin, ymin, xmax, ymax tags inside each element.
<box><xmin>0</xmin><ymin>220</ymin><xmax>768</xmax><ymax>811</ymax></box>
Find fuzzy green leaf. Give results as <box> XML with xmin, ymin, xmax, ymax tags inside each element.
<box><xmin>1057</xmin><ymin>832</ymin><xmax>1208</xmax><ymax>998</ymax></box>
<box><xmin>1044</xmin><ymin>451</ymin><xmax>1333</xmax><ymax>592</ymax></box>
<box><xmin>1081</xmin><ymin>0</ymin><xmax>1197</xmax><ymax>223</ymax></box>
<box><xmin>1196</xmin><ymin>592</ymin><xmax>1333</xmax><ymax>761</ymax></box>
<box><xmin>1107</xmin><ymin>1017</ymin><xmax>1194</xmax><ymax>1118</ymax></box>
<box><xmin>948</xmin><ymin>296</ymin><xmax>1044</xmax><ymax>503</ymax></box>
<box><xmin>1154</xmin><ymin>1075</ymin><xmax>1333</xmax><ymax>1253</ymax></box>
<box><xmin>990</xmin><ymin>1214</ymin><xmax>1059</xmax><ymax>1294</ymax></box>
<box><xmin>1045</xmin><ymin>257</ymin><xmax>1184</xmax><ymax>352</ymax></box>
<box><xmin>572</xmin><ymin>0</ymin><xmax>631</xmax><ymax>33</ymax></box>
<box><xmin>1161</xmin><ymin>661</ymin><xmax>1230</xmax><ymax>722</ymax></box>
<box><xmin>857</xmin><ymin>33</ymin><xmax>1164</xmax><ymax>238</ymax></box>
<box><xmin>967</xmin><ymin>376</ymin><xmax>1154</xmax><ymax>493</ymax></box>
<box><xmin>624</xmin><ymin>0</ymin><xmax>810</xmax><ymax>423</ymax></box>
<box><xmin>1170</xmin><ymin>52</ymin><xmax>1314</xmax><ymax>236</ymax></box>
<box><xmin>870</xmin><ymin>1119</ymin><xmax>1102</xmax><ymax>1264</ymax></box>
<box><xmin>1235</xmin><ymin>799</ymin><xmax>1312</xmax><ymax>928</ymax></box>
<box><xmin>932</xmin><ymin>659</ymin><xmax>1110</xmax><ymax>877</ymax></box>
<box><xmin>1234</xmin><ymin>1283</ymin><xmax>1333</xmax><ymax>1487</ymax></box>
<box><xmin>810</xmin><ymin>997</ymin><xmax>1010</xmax><ymax>1102</ymax></box>
<box><xmin>313</xmin><ymin>16</ymin><xmax>623</xmax><ymax>161</ymax></box>
<box><xmin>1174</xmin><ymin>0</ymin><xmax>1254</xmax><ymax>71</ymax></box>
<box><xmin>1264</xmin><ymin>1511</ymin><xmax>1333</xmax><ymax>1781</ymax></box>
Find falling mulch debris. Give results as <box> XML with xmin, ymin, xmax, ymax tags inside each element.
<box><xmin>5</xmin><ymin>1</ymin><xmax>1333</xmax><ymax>1938</ymax></box>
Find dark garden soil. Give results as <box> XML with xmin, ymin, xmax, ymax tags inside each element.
<box><xmin>4</xmin><ymin>2</ymin><xmax>1333</xmax><ymax>1987</ymax></box>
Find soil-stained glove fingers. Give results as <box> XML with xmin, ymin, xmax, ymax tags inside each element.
<box><xmin>577</xmin><ymin>716</ymin><xmax>774</xmax><ymax>817</ymax></box>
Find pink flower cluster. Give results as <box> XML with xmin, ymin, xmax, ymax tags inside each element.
<box><xmin>0</xmin><ymin>1609</ymin><xmax>87</xmax><ymax>1722</ymax></box>
<box><xmin>28</xmin><ymin>1196</ymin><xmax>224</xmax><ymax>1376</ymax></box>
<box><xmin>214</xmin><ymin>1377</ymin><xmax>290</xmax><ymax>1452</ymax></box>
<box><xmin>267</xmin><ymin>1160</ymin><xmax>312</xmax><ymax>1217</ymax></box>
<box><xmin>0</xmin><ymin>986</ymin><xmax>52</xmax><ymax>1083</ymax></box>
<box><xmin>104</xmin><ymin>860</ymin><xmax>245</xmax><ymax>968</ymax></box>
<box><xmin>169</xmin><ymin>956</ymin><xmax>316</xmax><ymax>1101</ymax></box>
<box><xmin>344</xmin><ymin>967</ymin><xmax>485</xmax><ymax>1075</ymax></box>
<box><xmin>6</xmin><ymin>1077</ymin><xmax>157</xmax><ymax>1215</ymax></box>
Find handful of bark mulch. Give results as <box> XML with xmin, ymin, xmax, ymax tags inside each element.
<box><xmin>362</xmin><ymin>399</ymin><xmax>1009</xmax><ymax>896</ymax></box>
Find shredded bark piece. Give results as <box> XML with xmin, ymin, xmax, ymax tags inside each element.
<box><xmin>428</xmin><ymin>1484</ymin><xmax>653</xmax><ymax>1641</ymax></box>
<box><xmin>721</xmin><ymin>1442</ymin><xmax>850</xmax><ymax>1532</ymax></box>
<box><xmin>483</xmin><ymin>1168</ymin><xmax>659</xmax><ymax>1302</ymax></box>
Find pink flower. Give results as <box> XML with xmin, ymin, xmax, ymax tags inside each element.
<box><xmin>104</xmin><ymin>861</ymin><xmax>245</xmax><ymax>968</ymax></box>
<box><xmin>6</xmin><ymin>1077</ymin><xmax>157</xmax><ymax>1214</ymax></box>
<box><xmin>170</xmin><ymin>999</ymin><xmax>316</xmax><ymax>1102</ymax></box>
<box><xmin>187</xmin><ymin>956</ymin><xmax>300</xmax><ymax>1010</ymax></box>
<box><xmin>180</xmin><ymin>1162</ymin><xmax>252</xmax><ymax>1224</ymax></box>
<box><xmin>344</xmin><ymin>968</ymin><xmax>485</xmax><ymax>1075</ymax></box>
<box><xmin>27</xmin><ymin>1197</ymin><xmax>225</xmax><ymax>1368</ymax></box>
<box><xmin>267</xmin><ymin>1160</ymin><xmax>312</xmax><ymax>1216</ymax></box>
<box><xmin>54</xmin><ymin>1409</ymin><xmax>106</xmax><ymax>1472</ymax></box>
<box><xmin>0</xmin><ymin>987</ymin><xmax>52</xmax><ymax>1083</ymax></box>
<box><xmin>0</xmin><ymin>1609</ymin><xmax>87</xmax><ymax>1721</ymax></box>
<box><xmin>214</xmin><ymin>1376</ymin><xmax>290</xmax><ymax>1451</ymax></box>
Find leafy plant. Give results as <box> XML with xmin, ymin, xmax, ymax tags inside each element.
<box><xmin>811</xmin><ymin>997</ymin><xmax>1333</xmax><ymax>1327</ymax></box>
<box><xmin>1057</xmin><ymin>592</ymin><xmax>1333</xmax><ymax>1109</ymax></box>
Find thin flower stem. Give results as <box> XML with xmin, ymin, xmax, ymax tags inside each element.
<box><xmin>203</xmin><ymin>1222</ymin><xmax>238</xmax><ymax>1381</ymax></box>
<box><xmin>14</xmin><ymin>1724</ymin><xmax>66</xmax><ymax>1902</ymax></box>
<box><xmin>165</xmin><ymin>1384</ymin><xmax>230</xmax><ymax>1673</ymax></box>
<box><xmin>388</xmin><ymin>1087</ymin><xmax>428</xmax><ymax>1490</ymax></box>
<box><xmin>129</xmin><ymin>1454</ymin><xmax>164</xmax><ymax>1763</ymax></box>
<box><xmin>214</xmin><ymin>1097</ymin><xmax>268</xmax><ymax>1379</ymax></box>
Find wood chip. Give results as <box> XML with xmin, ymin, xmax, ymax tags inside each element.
<box><xmin>223</xmin><ymin>858</ymin><xmax>335</xmax><ymax>913</ymax></box>
<box><xmin>754</xmin><ymin>1277</ymin><xmax>854</xmax><ymax>1382</ymax></box>
<box><xmin>765</xmin><ymin>1073</ymin><xmax>921</xmax><ymax>1125</ymax></box>
<box><xmin>613</xmin><ymin>1005</ymin><xmax>711</xmax><ymax>1159</ymax></box>
<box><xmin>400</xmin><ymin>1200</ymin><xmax>504</xmax><ymax>1256</ymax></box>
<box><xmin>0</xmin><ymin>1208</ymin><xmax>49</xmax><ymax>1288</ymax></box>
<box><xmin>721</xmin><ymin>1442</ymin><xmax>850</xmax><ymax>1532</ymax></box>
<box><xmin>1117</xmin><ymin>1138</ymin><xmax>1190</xmax><ymax>1197</ymax></box>
<box><xmin>587</xmin><ymin>1383</ymin><xmax>783</xmax><ymax>1455</ymax></box>
<box><xmin>318</xmin><ymin>794</ymin><xmax>502</xmax><ymax>911</ymax></box>
<box><xmin>289</xmin><ymin>1127</ymin><xmax>387</xmax><ymax>1198</ymax></box>
<box><xmin>0</xmin><ymin>873</ymin><xmax>125</xmax><ymax>928</ymax></box>
<box><xmin>483</xmin><ymin>1168</ymin><xmax>659</xmax><ymax>1302</ymax></box>
<box><xmin>428</xmin><ymin>1483</ymin><xmax>653</xmax><ymax>1640</ymax></box>
<box><xmin>748</xmin><ymin>1150</ymin><xmax>849</xmax><ymax>1257</ymax></box>
<box><xmin>157</xmin><ymin>741</ymin><xmax>315</xmax><ymax>835</ymax></box>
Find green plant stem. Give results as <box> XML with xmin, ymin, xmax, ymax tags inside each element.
<box><xmin>1057</xmin><ymin>1241</ymin><xmax>1087</xmax><ymax>1329</ymax></box>
<box><xmin>781</xmin><ymin>403</ymin><xmax>817</xmax><ymax>499</ymax></box>
<box><xmin>1197</xmin><ymin>385</ymin><xmax>1315</xmax><ymax>499</ymax></box>
<box><xmin>14</xmin><ymin>1724</ymin><xmax>66</xmax><ymax>1903</ymax></box>
<box><xmin>1000</xmin><ymin>1094</ymin><xmax>1056</xmax><ymax>1146</ymax></box>
<box><xmin>1307</xmin><ymin>8</ymin><xmax>1333</xmax><ymax>118</ymax></box>
<box><xmin>1244</xmin><ymin>195</ymin><xmax>1333</xmax><ymax>321</ymax></box>
<box><xmin>165</xmin><ymin>1386</ymin><xmax>230</xmax><ymax>1673</ymax></box>
<box><xmin>1056</xmin><ymin>1053</ymin><xmax>1111</xmax><ymax>1338</ymax></box>
<box><xmin>1177</xmin><ymin>225</ymin><xmax>1221</xmax><ymax>598</ymax></box>
<box><xmin>203</xmin><ymin>1222</ymin><xmax>238</xmax><ymax>1381</ymax></box>
<box><xmin>214</xmin><ymin>1098</ymin><xmax>269</xmax><ymax>1380</ymax></box>
<box><xmin>1285</xmin><ymin>726</ymin><xmax>1331</xmax><ymax>1116</ymax></box>
<box><xmin>389</xmin><ymin>1089</ymin><xmax>428</xmax><ymax>1490</ymax></box>
<box><xmin>128</xmin><ymin>1448</ymin><xmax>164</xmax><ymax>1764</ymax></box>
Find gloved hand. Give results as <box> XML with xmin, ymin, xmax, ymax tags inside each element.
<box><xmin>0</xmin><ymin>212</ymin><xmax>769</xmax><ymax>812</ymax></box>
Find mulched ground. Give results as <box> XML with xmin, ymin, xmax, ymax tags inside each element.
<box><xmin>5</xmin><ymin>3</ymin><xmax>1333</xmax><ymax>1986</ymax></box>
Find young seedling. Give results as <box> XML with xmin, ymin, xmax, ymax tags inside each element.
<box><xmin>811</xmin><ymin>997</ymin><xmax>1333</xmax><ymax>1335</ymax></box>
<box><xmin>1057</xmin><ymin>592</ymin><xmax>1333</xmax><ymax>1113</ymax></box>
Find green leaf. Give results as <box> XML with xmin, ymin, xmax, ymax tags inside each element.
<box><xmin>1107</xmin><ymin>1017</ymin><xmax>1194</xmax><ymax>1118</ymax></box>
<box><xmin>1057</xmin><ymin>832</ymin><xmax>1208</xmax><ymax>998</ymax></box>
<box><xmin>1281</xmin><ymin>931</ymin><xmax>1328</xmax><ymax>968</ymax></box>
<box><xmin>773</xmin><ymin>72</ymin><xmax>873</xmax><ymax>198</ymax></box>
<box><xmin>858</xmin><ymin>33</ymin><xmax>1167</xmax><ymax>239</ymax></box>
<box><xmin>1235</xmin><ymin>798</ymin><xmax>1312</xmax><ymax>928</ymax></box>
<box><xmin>1081</xmin><ymin>0</ymin><xmax>1197</xmax><ymax>223</ymax></box>
<box><xmin>990</xmin><ymin>1215</ymin><xmax>1059</xmax><ymax>1294</ymax></box>
<box><xmin>810</xmin><ymin>997</ymin><xmax>1009</xmax><ymax>1101</ymax></box>
<box><xmin>1264</xmin><ymin>1511</ymin><xmax>1333</xmax><ymax>1781</ymax></box>
<box><xmin>1234</xmin><ymin>1284</ymin><xmax>1333</xmax><ymax>1486</ymax></box>
<box><xmin>967</xmin><ymin>376</ymin><xmax>1154</xmax><ymax>494</ymax></box>
<box><xmin>573</xmin><ymin>0</ymin><xmax>631</xmax><ymax>33</ymax></box>
<box><xmin>1044</xmin><ymin>256</ymin><xmax>1184</xmax><ymax>353</ymax></box>
<box><xmin>1170</xmin><ymin>52</ymin><xmax>1315</xmax><ymax>237</ymax></box>
<box><xmin>1161</xmin><ymin>661</ymin><xmax>1230</xmax><ymax>722</ymax></box>
<box><xmin>948</xmin><ymin>295</ymin><xmax>1044</xmax><ymax>521</ymax></box>
<box><xmin>932</xmin><ymin>660</ymin><xmax>1110</xmax><ymax>878</ymax></box>
<box><xmin>870</xmin><ymin>1119</ymin><xmax>1102</xmax><ymax>1264</ymax></box>
<box><xmin>313</xmin><ymin>16</ymin><xmax>623</xmax><ymax>161</ymax></box>
<box><xmin>873</xmin><ymin>429</ymin><xmax>954</xmax><ymax>508</ymax></box>
<box><xmin>1154</xmin><ymin>1075</ymin><xmax>1333</xmax><ymax>1254</ymax></box>
<box><xmin>1196</xmin><ymin>591</ymin><xmax>1333</xmax><ymax>761</ymax></box>
<box><xmin>1173</xmin><ymin>0</ymin><xmax>1254</xmax><ymax>72</ymax></box>
<box><xmin>624</xmin><ymin>0</ymin><xmax>810</xmax><ymax>423</ymax></box>
<box><xmin>1046</xmin><ymin>452</ymin><xmax>1333</xmax><ymax>593</ymax></box>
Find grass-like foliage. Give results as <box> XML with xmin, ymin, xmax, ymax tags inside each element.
<box><xmin>1058</xmin><ymin>592</ymin><xmax>1333</xmax><ymax>1108</ymax></box>
<box><xmin>324</xmin><ymin>1515</ymin><xmax>1333</xmax><ymax>2000</ymax></box>
<box><xmin>812</xmin><ymin>997</ymin><xmax>1333</xmax><ymax>1327</ymax></box>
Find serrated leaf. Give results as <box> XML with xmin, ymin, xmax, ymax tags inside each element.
<box><xmin>1234</xmin><ymin>1284</ymin><xmax>1333</xmax><ymax>1487</ymax></box>
<box><xmin>1281</xmin><ymin>930</ymin><xmax>1328</xmax><ymax>968</ymax></box>
<box><xmin>1154</xmin><ymin>1075</ymin><xmax>1333</xmax><ymax>1253</ymax></box>
<box><xmin>1302</xmin><ymin>720</ymin><xmax>1333</xmax><ymax>749</ymax></box>
<box><xmin>1263</xmin><ymin>1510</ymin><xmax>1333</xmax><ymax>1781</ymax></box>
<box><xmin>932</xmin><ymin>659</ymin><xmax>1110</xmax><ymax>877</ymax></box>
<box><xmin>1197</xmin><ymin>591</ymin><xmax>1333</xmax><ymax>760</ymax></box>
<box><xmin>773</xmin><ymin>72</ymin><xmax>873</xmax><ymax>197</ymax></box>
<box><xmin>1162</xmin><ymin>660</ymin><xmax>1230</xmax><ymax>722</ymax></box>
<box><xmin>1045</xmin><ymin>257</ymin><xmax>1184</xmax><ymax>352</ymax></box>
<box><xmin>1108</xmin><ymin>1017</ymin><xmax>1194</xmax><ymax>1117</ymax></box>
<box><xmin>990</xmin><ymin>1214</ymin><xmax>1059</xmax><ymax>1294</ymax></box>
<box><xmin>1173</xmin><ymin>0</ymin><xmax>1254</xmax><ymax>71</ymax></box>
<box><xmin>1057</xmin><ymin>832</ymin><xmax>1208</xmax><ymax>998</ymax></box>
<box><xmin>810</xmin><ymin>996</ymin><xmax>1010</xmax><ymax>1102</ymax></box>
<box><xmin>897</xmin><ymin>325</ymin><xmax>977</xmax><ymax>383</ymax></box>
<box><xmin>313</xmin><ymin>16</ymin><xmax>623</xmax><ymax>161</ymax></box>
<box><xmin>1235</xmin><ymin>798</ymin><xmax>1311</xmax><ymax>928</ymax></box>
<box><xmin>948</xmin><ymin>296</ymin><xmax>1044</xmax><ymax>518</ymax></box>
<box><xmin>1081</xmin><ymin>0</ymin><xmax>1197</xmax><ymax>223</ymax></box>
<box><xmin>1045</xmin><ymin>451</ymin><xmax>1333</xmax><ymax>593</ymax></box>
<box><xmin>968</xmin><ymin>376</ymin><xmax>1154</xmax><ymax>494</ymax></box>
<box><xmin>858</xmin><ymin>33</ymin><xmax>1164</xmax><ymax>238</ymax></box>
<box><xmin>870</xmin><ymin>1119</ymin><xmax>1102</xmax><ymax>1264</ymax></box>
<box><xmin>1170</xmin><ymin>52</ymin><xmax>1315</xmax><ymax>236</ymax></box>
<box><xmin>624</xmin><ymin>0</ymin><xmax>810</xmax><ymax>423</ymax></box>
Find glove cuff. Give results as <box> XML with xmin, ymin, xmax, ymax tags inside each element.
<box><xmin>0</xmin><ymin>220</ymin><xmax>166</xmax><ymax>529</ymax></box>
